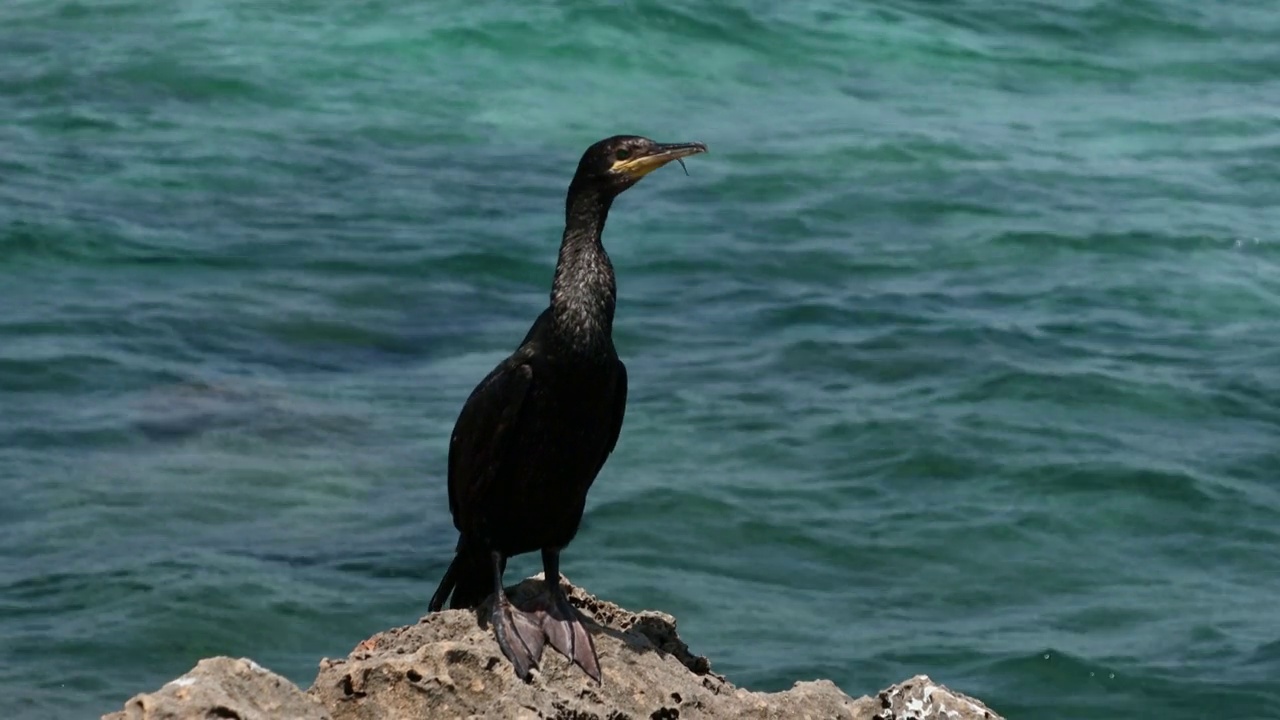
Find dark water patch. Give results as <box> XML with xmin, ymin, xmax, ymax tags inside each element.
<box><xmin>1</xmin><ymin>568</ymin><xmax>155</xmax><ymax>616</ymax></box>
<box><xmin>766</xmin><ymin>327</ymin><xmax>987</xmax><ymax>389</ymax></box>
<box><xmin>122</xmin><ymin>379</ymin><xmax>371</xmax><ymax>445</ymax></box>
<box><xmin>985</xmin><ymin>229</ymin><xmax>1226</xmax><ymax>258</ymax></box>
<box><xmin>980</xmin><ymin>650</ymin><xmax>1147</xmax><ymax>720</ymax></box>
<box><xmin>259</xmin><ymin>316</ymin><xmax>423</xmax><ymax>357</ymax></box>
<box><xmin>0</xmin><ymin>353</ymin><xmax>136</xmax><ymax>394</ymax></box>
<box><xmin>0</xmin><ymin>220</ymin><xmax>153</xmax><ymax>265</ymax></box>
<box><xmin>109</xmin><ymin>59</ymin><xmax>277</xmax><ymax>106</ymax></box>
<box><xmin>431</xmin><ymin>250</ymin><xmax>550</xmax><ymax>288</ymax></box>
<box><xmin>985</xmin><ymin>648</ymin><xmax>1280</xmax><ymax>720</ymax></box>
<box><xmin>952</xmin><ymin>367</ymin><xmax>1211</xmax><ymax>418</ymax></box>
<box><xmin>0</xmin><ymin>425</ymin><xmax>145</xmax><ymax>453</ymax></box>
<box><xmin>224</xmin><ymin>545</ymin><xmax>441</xmax><ymax>585</ymax></box>
<box><xmin>1029</xmin><ymin>462</ymin><xmax>1213</xmax><ymax>507</ymax></box>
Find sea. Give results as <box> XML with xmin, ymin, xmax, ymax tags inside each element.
<box><xmin>1</xmin><ymin>1</ymin><xmax>1278</xmax><ymax>718</ymax></box>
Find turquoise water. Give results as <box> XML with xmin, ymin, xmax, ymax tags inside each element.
<box><xmin>3</xmin><ymin>1</ymin><xmax>1279</xmax><ymax>717</ymax></box>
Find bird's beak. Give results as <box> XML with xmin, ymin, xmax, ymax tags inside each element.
<box><xmin>612</xmin><ymin>142</ymin><xmax>708</xmax><ymax>179</ymax></box>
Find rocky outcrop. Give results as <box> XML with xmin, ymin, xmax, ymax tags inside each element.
<box><xmin>103</xmin><ymin>657</ymin><xmax>328</xmax><ymax>720</ymax></box>
<box><xmin>104</xmin><ymin>575</ymin><xmax>1003</xmax><ymax>720</ymax></box>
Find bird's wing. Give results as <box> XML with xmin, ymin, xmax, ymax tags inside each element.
<box><xmin>446</xmin><ymin>353</ymin><xmax>534</xmax><ymax>529</ymax></box>
<box><xmin>598</xmin><ymin>360</ymin><xmax>628</xmax><ymax>473</ymax></box>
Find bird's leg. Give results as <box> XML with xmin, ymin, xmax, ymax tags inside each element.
<box><xmin>488</xmin><ymin>550</ymin><xmax>544</xmax><ymax>681</ymax></box>
<box><xmin>523</xmin><ymin>548</ymin><xmax>601</xmax><ymax>683</ymax></box>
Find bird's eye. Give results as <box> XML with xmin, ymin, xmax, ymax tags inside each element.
<box><xmin>615</xmin><ymin>149</ymin><xmax>632</xmax><ymax>161</ymax></box>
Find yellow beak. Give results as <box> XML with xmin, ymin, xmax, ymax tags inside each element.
<box><xmin>611</xmin><ymin>142</ymin><xmax>708</xmax><ymax>179</ymax></box>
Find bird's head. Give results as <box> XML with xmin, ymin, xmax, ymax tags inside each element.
<box><xmin>571</xmin><ymin>135</ymin><xmax>708</xmax><ymax>196</ymax></box>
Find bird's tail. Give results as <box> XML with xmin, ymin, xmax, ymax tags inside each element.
<box><xmin>429</xmin><ymin>542</ymin><xmax>497</xmax><ymax>611</ymax></box>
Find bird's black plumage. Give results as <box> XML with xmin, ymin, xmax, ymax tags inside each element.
<box><xmin>427</xmin><ymin>135</ymin><xmax>707</xmax><ymax>683</ymax></box>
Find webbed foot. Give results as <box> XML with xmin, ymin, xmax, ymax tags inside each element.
<box><xmin>491</xmin><ymin>591</ymin><xmax>546</xmax><ymax>681</ymax></box>
<box><xmin>519</xmin><ymin>579</ymin><xmax>601</xmax><ymax>683</ymax></box>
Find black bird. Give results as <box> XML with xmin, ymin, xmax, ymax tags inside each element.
<box><xmin>427</xmin><ymin>135</ymin><xmax>708</xmax><ymax>683</ymax></box>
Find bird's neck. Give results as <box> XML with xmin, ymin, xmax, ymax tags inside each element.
<box><xmin>551</xmin><ymin>186</ymin><xmax>617</xmax><ymax>351</ymax></box>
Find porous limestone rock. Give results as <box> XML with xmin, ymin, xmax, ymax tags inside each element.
<box><xmin>102</xmin><ymin>576</ymin><xmax>1004</xmax><ymax>720</ymax></box>
<box><xmin>102</xmin><ymin>656</ymin><xmax>330</xmax><ymax>720</ymax></box>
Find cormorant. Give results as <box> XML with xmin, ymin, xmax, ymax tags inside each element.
<box><xmin>428</xmin><ymin>135</ymin><xmax>708</xmax><ymax>683</ymax></box>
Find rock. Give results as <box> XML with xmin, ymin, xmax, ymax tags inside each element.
<box><xmin>101</xmin><ymin>656</ymin><xmax>330</xmax><ymax>720</ymax></box>
<box><xmin>871</xmin><ymin>675</ymin><xmax>1001</xmax><ymax>720</ymax></box>
<box><xmin>102</xmin><ymin>576</ymin><xmax>1004</xmax><ymax>720</ymax></box>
